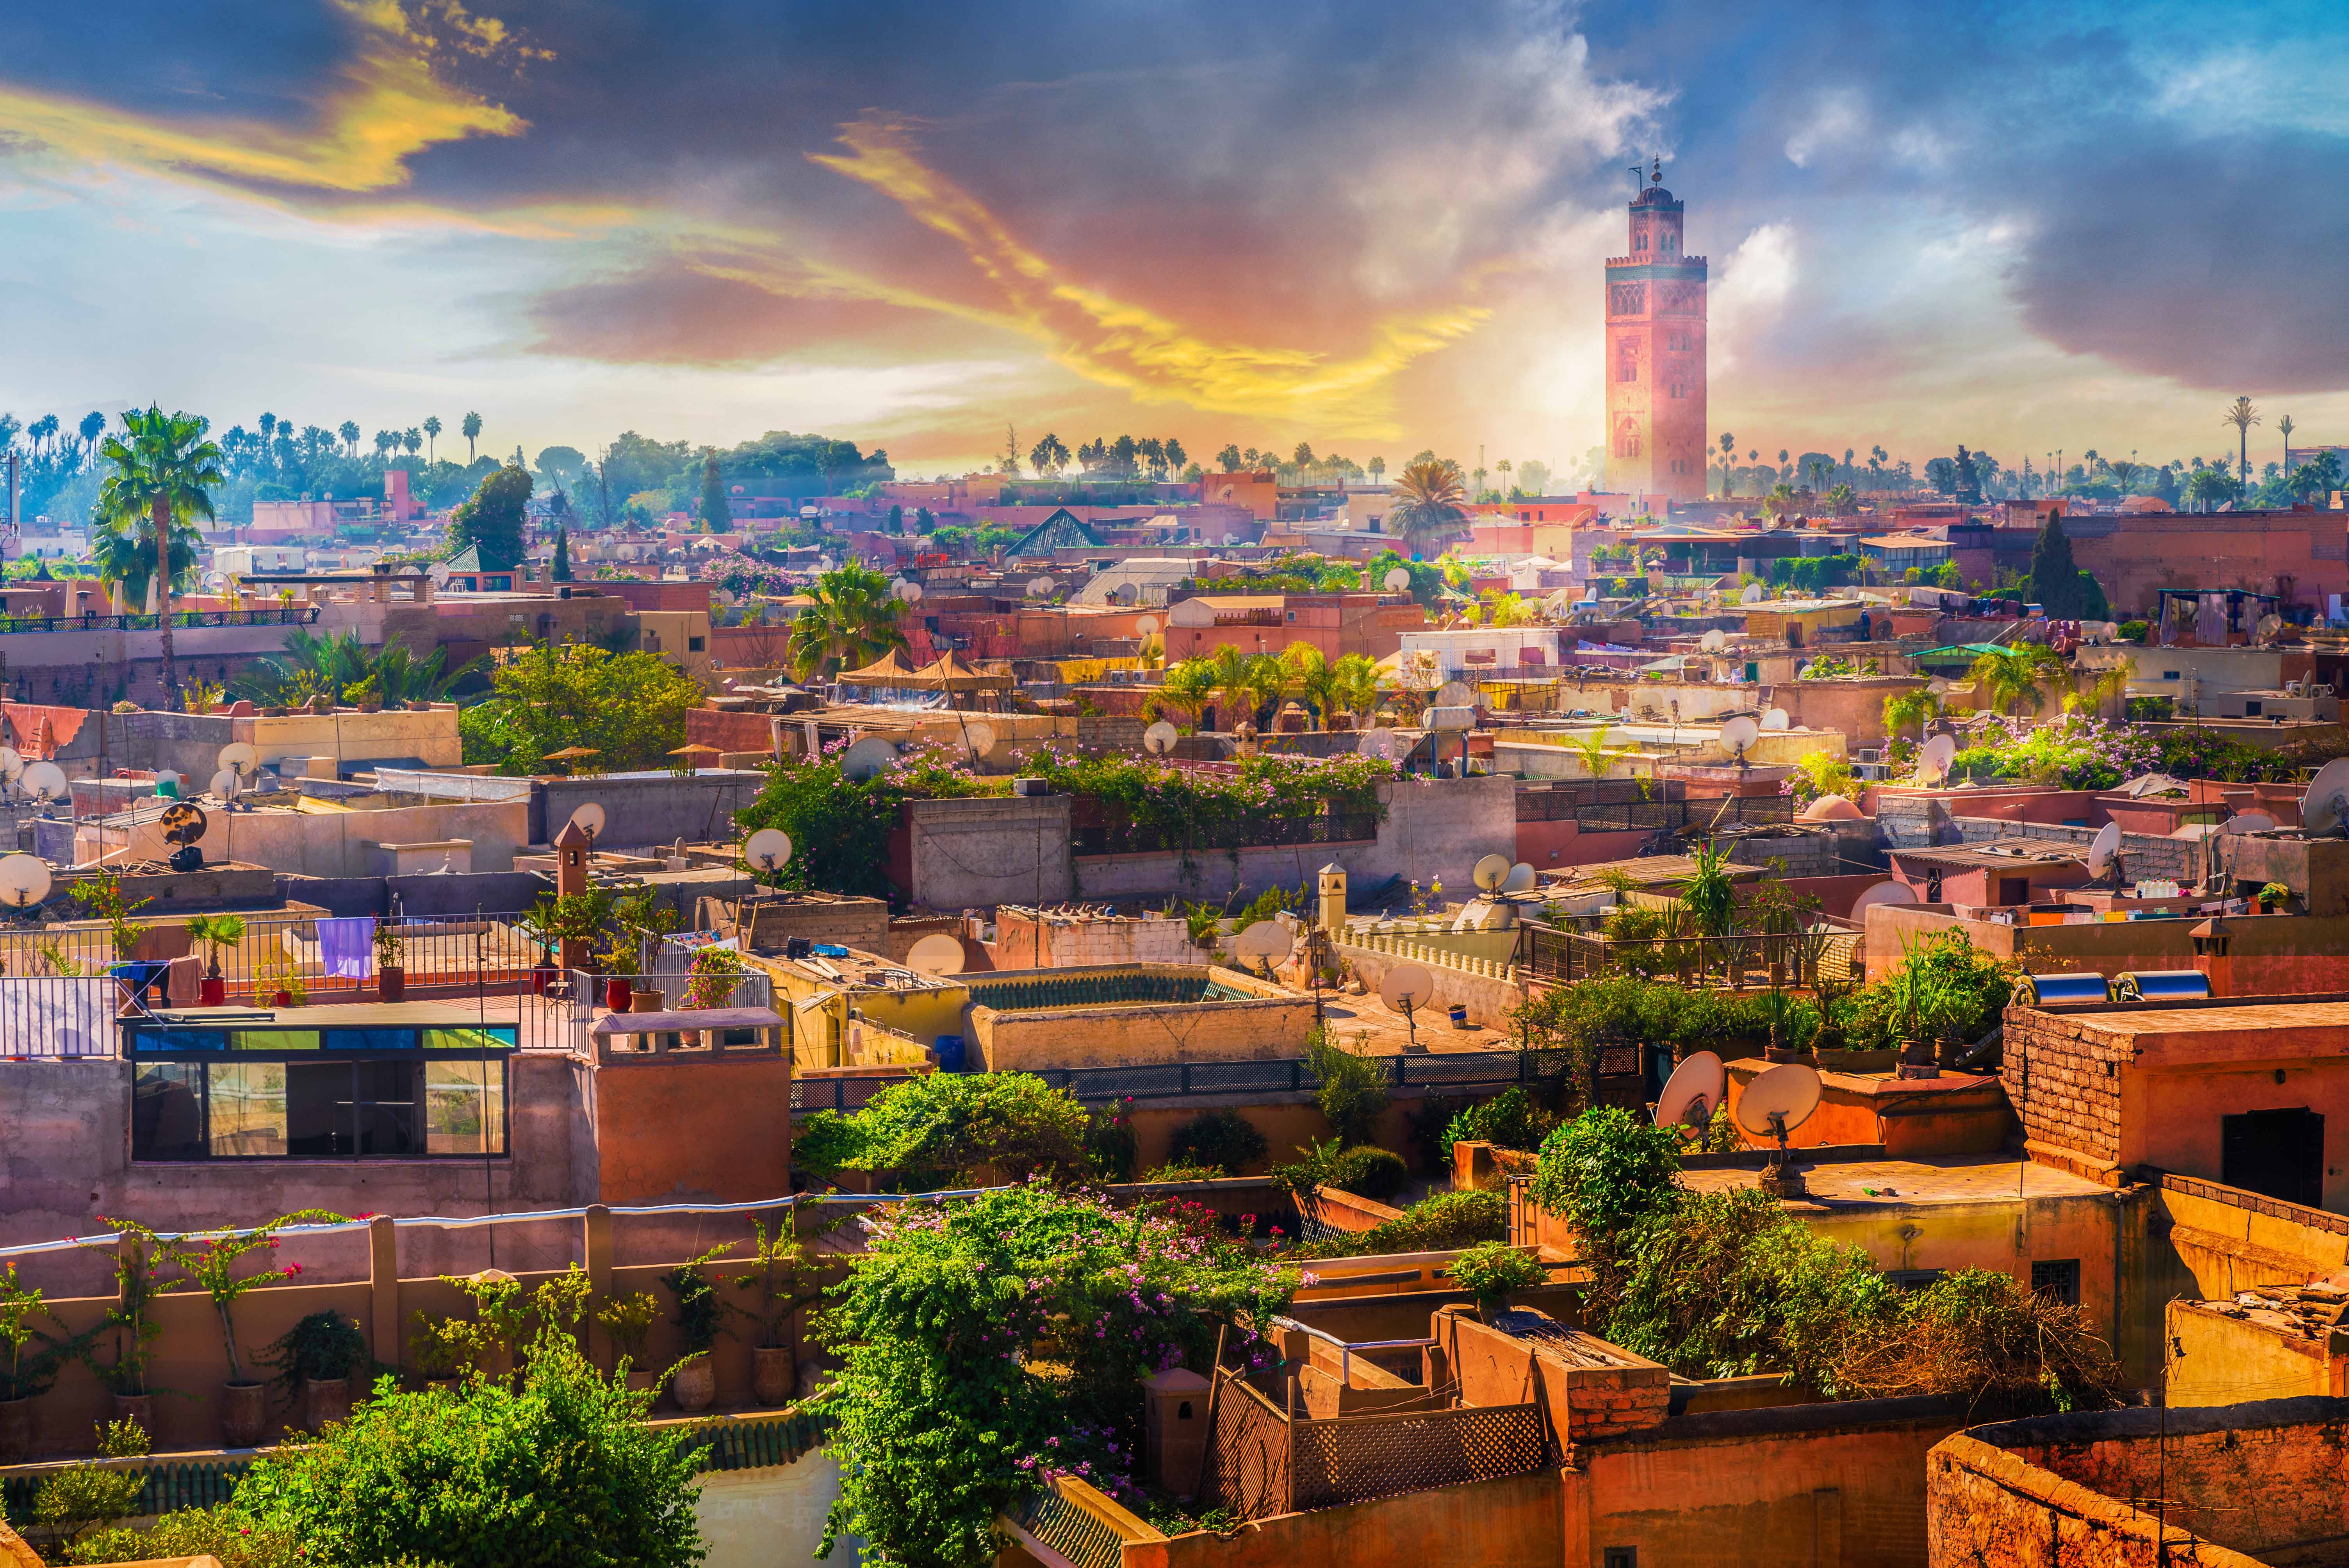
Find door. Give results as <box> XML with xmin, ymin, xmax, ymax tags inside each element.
<box><xmin>2221</xmin><ymin>1108</ymin><xmax>2324</xmax><ymax>1207</ymax></box>
<box><xmin>1998</xmin><ymin>877</ymin><xmax>2030</xmax><ymax>905</ymax></box>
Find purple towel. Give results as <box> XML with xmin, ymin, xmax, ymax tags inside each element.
<box><xmin>317</xmin><ymin>918</ymin><xmax>376</xmax><ymax>979</ymax></box>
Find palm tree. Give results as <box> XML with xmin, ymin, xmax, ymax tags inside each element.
<box><xmin>422</xmin><ymin>415</ymin><xmax>442</xmax><ymax>463</ymax></box>
<box><xmin>2223</xmin><ymin>396</ymin><xmax>2260</xmax><ymax>481</ymax></box>
<box><xmin>232</xmin><ymin>629</ymin><xmax>476</xmax><ymax>706</ymax></box>
<box><xmin>1330</xmin><ymin>652</ymin><xmax>1381</xmax><ymax>724</ymax></box>
<box><xmin>374</xmin><ymin>430</ymin><xmax>396</xmax><ymax>460</ymax></box>
<box><xmin>1717</xmin><ymin>432</ymin><xmax>1736</xmax><ymax>497</ymax></box>
<box><xmin>461</xmin><ymin>411</ymin><xmax>483</xmax><ymax>463</ymax></box>
<box><xmin>78</xmin><ymin>411</ymin><xmax>106</xmax><ymax>463</ymax></box>
<box><xmin>97</xmin><ymin>406</ymin><xmax>222</xmax><ymax>705</ymax></box>
<box><xmin>1145</xmin><ymin>657</ymin><xmax>1218</xmax><ymax>729</ymax></box>
<box><xmin>1881</xmin><ymin>688</ymin><xmax>1943</xmax><ymax>743</ymax></box>
<box><xmin>1367</xmin><ymin>456</ymin><xmax>1386</xmax><ymax>484</ymax></box>
<box><xmin>1565</xmin><ymin>726</ymin><xmax>1617</xmax><ymax>782</ymax></box>
<box><xmin>2277</xmin><ymin>414</ymin><xmax>2295</xmax><ymax>472</ymax></box>
<box><xmin>2064</xmin><ymin>661</ymin><xmax>2130</xmax><ymax>717</ymax></box>
<box><xmin>1965</xmin><ymin>644</ymin><xmax>2066</xmax><ymax>717</ymax></box>
<box><xmin>788</xmin><ymin>564</ymin><xmax>906</xmax><ymax>679</ymax></box>
<box><xmin>403</xmin><ymin>428</ymin><xmax>423</xmax><ymax>459</ymax></box>
<box><xmin>1479</xmin><ymin>590</ymin><xmax>1535</xmax><ymax>627</ymax></box>
<box><xmin>1283</xmin><ymin>644</ymin><xmax>1338</xmax><ymax>727</ymax></box>
<box><xmin>337</xmin><ymin>420</ymin><xmax>360</xmax><ymax>457</ymax></box>
<box><xmin>1385</xmin><ymin>457</ymin><xmax>1469</xmax><ymax>557</ymax></box>
<box><xmin>1495</xmin><ymin>458</ymin><xmax>1513</xmax><ymax>497</ymax></box>
<box><xmin>88</xmin><ymin>511</ymin><xmax>199</xmax><ymax>616</ymax></box>
<box><xmin>2107</xmin><ymin>458</ymin><xmax>2140</xmax><ymax>495</ymax></box>
<box><xmin>1764</xmin><ymin>482</ymin><xmax>1797</xmax><ymax>517</ymax></box>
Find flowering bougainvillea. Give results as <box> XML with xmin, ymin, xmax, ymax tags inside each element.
<box><xmin>812</xmin><ymin>1180</ymin><xmax>1302</xmax><ymax>1568</ymax></box>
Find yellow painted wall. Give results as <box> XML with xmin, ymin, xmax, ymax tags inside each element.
<box><xmin>693</xmin><ymin>1456</ymin><xmax>861</xmax><ymax>1568</ymax></box>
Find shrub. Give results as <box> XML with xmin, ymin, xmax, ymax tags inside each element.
<box><xmin>1286</xmin><ymin>1190</ymin><xmax>1506</xmax><ymax>1258</ymax></box>
<box><xmin>1529</xmin><ymin>1107</ymin><xmax>1683</xmax><ymax>1254</ymax></box>
<box><xmin>1139</xmin><ymin>1160</ymin><xmax>1225</xmax><ymax>1183</ymax></box>
<box><xmin>1839</xmin><ymin>1269</ymin><xmax>2127</xmax><ymax>1413</ymax></box>
<box><xmin>1305</xmin><ymin>1028</ymin><xmax>1389</xmax><ymax>1146</ymax></box>
<box><xmin>1167</xmin><ymin>1109</ymin><xmax>1269</xmax><ymax>1176</ymax></box>
<box><xmin>32</xmin><ymin>1420</ymin><xmax>151</xmax><ymax>1549</ymax></box>
<box><xmin>792</xmin><ymin>1071</ymin><xmax>1093</xmax><ymax>1189</ymax></box>
<box><xmin>1451</xmin><ymin>1244</ymin><xmax>1549</xmax><ymax>1313</ymax></box>
<box><xmin>1442</xmin><ymin>1088</ymin><xmax>1556</xmax><ymax>1155</ymax></box>
<box><xmin>1328</xmin><ymin>1146</ymin><xmax>1409</xmax><ymax>1202</ymax></box>
<box><xmin>233</xmin><ymin>1327</ymin><xmax>705</xmax><ymax>1568</ymax></box>
<box><xmin>65</xmin><ymin>1506</ymin><xmax>298</xmax><ymax>1567</ymax></box>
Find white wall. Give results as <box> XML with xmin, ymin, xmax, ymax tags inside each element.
<box><xmin>693</xmin><ymin>1454</ymin><xmax>860</xmax><ymax>1568</ymax></box>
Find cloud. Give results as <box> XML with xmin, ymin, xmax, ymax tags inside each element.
<box><xmin>1707</xmin><ymin>223</ymin><xmax>1796</xmax><ymax>374</ymax></box>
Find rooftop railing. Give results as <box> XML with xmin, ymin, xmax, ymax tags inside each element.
<box><xmin>0</xmin><ymin>606</ymin><xmax>320</xmax><ymax>635</ymax></box>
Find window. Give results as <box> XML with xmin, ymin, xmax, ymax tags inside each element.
<box><xmin>2244</xmin><ymin>700</ymin><xmax>2261</xmax><ymax>716</ymax></box>
<box><xmin>1884</xmin><ymin>1268</ymin><xmax>1946</xmax><ymax>1292</ymax></box>
<box><xmin>687</xmin><ymin>635</ymin><xmax>706</xmax><ymax>652</ymax></box>
<box><xmin>129</xmin><ymin>1024</ymin><xmax>512</xmax><ymax>1162</ymax></box>
<box><xmin>2030</xmin><ymin>1259</ymin><xmax>2082</xmax><ymax>1306</ymax></box>
<box><xmin>1605</xmin><ymin>1550</ymin><xmax>1638</xmax><ymax>1568</ymax></box>
<box><xmin>2222</xmin><ymin>1107</ymin><xmax>2324</xmax><ymax>1206</ymax></box>
<box><xmin>1619</xmin><ymin>357</ymin><xmax>1637</xmax><ymax>383</ymax></box>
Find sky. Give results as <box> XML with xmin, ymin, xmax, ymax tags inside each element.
<box><xmin>1</xmin><ymin>0</ymin><xmax>2344</xmax><ymax>482</ymax></box>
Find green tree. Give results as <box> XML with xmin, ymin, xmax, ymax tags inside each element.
<box><xmin>1143</xmin><ymin>657</ymin><xmax>1218</xmax><ymax>728</ymax></box>
<box><xmin>460</xmin><ymin>410</ymin><xmax>483</xmax><ymax>462</ymax></box>
<box><xmin>336</xmin><ymin>419</ymin><xmax>359</xmax><ymax>457</ymax></box>
<box><xmin>447</xmin><ymin>463</ymin><xmax>532</xmax><ymax>570</ymax></box>
<box><xmin>699</xmin><ymin>453</ymin><xmax>731</xmax><ymax>533</ymax></box>
<box><xmin>551</xmin><ymin>526</ymin><xmax>572</xmax><ymax>583</ymax></box>
<box><xmin>234</xmin><ymin>1322</ymin><xmax>703</xmax><ymax>1568</ymax></box>
<box><xmin>97</xmin><ymin>405</ymin><xmax>224</xmax><ymax>704</ymax></box>
<box><xmin>813</xmin><ymin>1182</ymin><xmax>1297</xmax><ymax>1568</ymax></box>
<box><xmin>795</xmin><ymin>1071</ymin><xmax>1094</xmax><ymax>1189</ymax></box>
<box><xmin>1965</xmin><ymin>643</ymin><xmax>2067</xmax><ymax>717</ymax></box>
<box><xmin>2028</xmin><ymin>513</ymin><xmax>2088</xmax><ymax>616</ymax></box>
<box><xmin>457</xmin><ymin>642</ymin><xmax>704</xmax><ymax>774</ymax></box>
<box><xmin>1384</xmin><ymin>457</ymin><xmax>1469</xmax><ymax>556</ymax></box>
<box><xmin>788</xmin><ymin>564</ymin><xmax>906</xmax><ymax>679</ymax></box>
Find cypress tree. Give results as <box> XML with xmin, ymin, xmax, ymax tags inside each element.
<box><xmin>2030</xmin><ymin>513</ymin><xmax>2087</xmax><ymax>617</ymax></box>
<box><xmin>551</xmin><ymin>525</ymin><xmax>572</xmax><ymax>582</ymax></box>
<box><xmin>700</xmin><ymin>455</ymin><xmax>732</xmax><ymax>533</ymax></box>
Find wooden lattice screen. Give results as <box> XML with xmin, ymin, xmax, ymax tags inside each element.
<box><xmin>1290</xmin><ymin>1403</ymin><xmax>1548</xmax><ymax>1511</ymax></box>
<box><xmin>1203</xmin><ymin>1366</ymin><xmax>1294</xmax><ymax>1521</ymax></box>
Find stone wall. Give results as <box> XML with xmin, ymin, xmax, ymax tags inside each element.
<box><xmin>2002</xmin><ymin>1005</ymin><xmax>2128</xmax><ymax>1181</ymax></box>
<box><xmin>1926</xmin><ymin>1398</ymin><xmax>2349</xmax><ymax>1567</ymax></box>
<box><xmin>1335</xmin><ymin>932</ymin><xmax>1522</xmax><ymax>1028</ymax></box>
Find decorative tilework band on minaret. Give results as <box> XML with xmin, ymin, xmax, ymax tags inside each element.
<box><xmin>1604</xmin><ymin>158</ymin><xmax>1708</xmax><ymax>503</ymax></box>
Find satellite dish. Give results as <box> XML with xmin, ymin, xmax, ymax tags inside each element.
<box><xmin>1233</xmin><ymin>920</ymin><xmax>1294</xmax><ymax>964</ymax></box>
<box><xmin>1027</xmin><ymin>576</ymin><xmax>1055</xmax><ymax>598</ymax></box>
<box><xmin>891</xmin><ymin>578</ymin><xmax>923</xmax><ymax>603</ymax></box>
<box><xmin>1501</xmin><ymin>862</ymin><xmax>1538</xmax><ymax>893</ymax></box>
<box><xmin>839</xmin><ymin>737</ymin><xmax>900</xmax><ymax>782</ymax></box>
<box><xmin>2087</xmin><ymin>821</ymin><xmax>2122</xmax><ymax>881</ymax></box>
<box><xmin>1383</xmin><ymin>568</ymin><xmax>1411</xmax><ymax>592</ymax></box>
<box><xmin>1356</xmin><ymin>728</ymin><xmax>1395</xmax><ymax>759</ymax></box>
<box><xmin>1849</xmin><ymin>880</ymin><xmax>1919</xmax><ymax>915</ymax></box>
<box><xmin>0</xmin><ymin>853</ymin><xmax>50</xmax><ymax>911</ymax></box>
<box><xmin>159</xmin><ymin>801</ymin><xmax>208</xmax><ymax>846</ymax></box>
<box><xmin>743</xmin><ymin>827</ymin><xmax>792</xmax><ymax>873</ymax></box>
<box><xmin>1926</xmin><ymin>677</ymin><xmax>1950</xmax><ymax>696</ymax></box>
<box><xmin>567</xmin><ymin>802</ymin><xmax>607</xmax><ymax>843</ymax></box>
<box><xmin>217</xmin><ymin>742</ymin><xmax>259</xmax><ymax>776</ymax></box>
<box><xmin>2256</xmin><ymin>613</ymin><xmax>2282</xmax><ymax>642</ymax></box>
<box><xmin>1379</xmin><ymin>961</ymin><xmax>1436</xmax><ymax>1012</ymax></box>
<box><xmin>21</xmin><ymin>761</ymin><xmax>67</xmax><ymax>806</ymax></box>
<box><xmin>2301</xmin><ymin>757</ymin><xmax>2349</xmax><ymax>837</ymax></box>
<box><xmin>1144</xmin><ymin>721</ymin><xmax>1180</xmax><ymax>755</ymax></box>
<box><xmin>2223</xmin><ymin>811</ymin><xmax>2276</xmax><ymax>835</ymax></box>
<box><xmin>210</xmin><ymin>770</ymin><xmax>241</xmax><ymax>800</ymax></box>
<box><xmin>1914</xmin><ymin>734</ymin><xmax>1957</xmax><ymax>785</ymax></box>
<box><xmin>1426</xmin><ymin>705</ymin><xmax>1474</xmax><ymax>732</ymax></box>
<box><xmin>1740</xmin><ymin>583</ymin><xmax>1765</xmax><ymax>604</ymax></box>
<box><xmin>1655</xmin><ymin>1051</ymin><xmax>1726</xmax><ymax>1131</ymax></box>
<box><xmin>1732</xmin><ymin>1062</ymin><xmax>1823</xmax><ymax>1144</ymax></box>
<box><xmin>1720</xmin><ymin>715</ymin><xmax>1761</xmax><ymax>759</ymax></box>
<box><xmin>1473</xmin><ymin>853</ymin><xmax>1511</xmax><ymax>892</ymax></box>
<box><xmin>1435</xmin><ymin>681</ymin><xmax>1474</xmax><ymax>709</ymax></box>
<box><xmin>1761</xmin><ymin>707</ymin><xmax>1790</xmax><ymax>731</ymax></box>
<box><xmin>962</xmin><ymin>721</ymin><xmax>997</xmax><ymax>757</ymax></box>
<box><xmin>1135</xmin><ymin>615</ymin><xmax>1159</xmax><ymax>635</ymax></box>
<box><xmin>0</xmin><ymin>748</ymin><xmax>22</xmax><ymax>786</ymax></box>
<box><xmin>1699</xmin><ymin>629</ymin><xmax>1728</xmax><ymax>652</ymax></box>
<box><xmin>905</xmin><ymin>932</ymin><xmax>967</xmax><ymax>976</ymax></box>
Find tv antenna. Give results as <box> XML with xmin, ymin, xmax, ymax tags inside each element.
<box><xmin>742</xmin><ymin>827</ymin><xmax>792</xmax><ymax>880</ymax></box>
<box><xmin>1654</xmin><ymin>1050</ymin><xmax>1726</xmax><ymax>1140</ymax></box>
<box><xmin>1733</xmin><ymin>1061</ymin><xmax>1823</xmax><ymax>1197</ymax></box>
<box><xmin>0</xmin><ymin>747</ymin><xmax>22</xmax><ymax>801</ymax></box>
<box><xmin>1500</xmin><ymin>862</ymin><xmax>1538</xmax><ymax>894</ymax></box>
<box><xmin>1380</xmin><ymin>961</ymin><xmax>1436</xmax><ymax>1052</ymax></box>
<box><xmin>1761</xmin><ymin>707</ymin><xmax>1790</xmax><ymax>731</ymax></box>
<box><xmin>961</xmin><ymin>721</ymin><xmax>996</xmax><ymax>761</ymax></box>
<box><xmin>1699</xmin><ymin>629</ymin><xmax>1728</xmax><ymax>652</ymax></box>
<box><xmin>2300</xmin><ymin>757</ymin><xmax>2349</xmax><ymax>838</ymax></box>
<box><xmin>1740</xmin><ymin>582</ymin><xmax>1764</xmax><ymax>604</ymax></box>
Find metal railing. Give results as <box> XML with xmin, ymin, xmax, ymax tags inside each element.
<box><xmin>0</xmin><ymin>606</ymin><xmax>320</xmax><ymax>635</ymax></box>
<box><xmin>1573</xmin><ymin>795</ymin><xmax>1794</xmax><ymax>832</ymax></box>
<box><xmin>1519</xmin><ymin>922</ymin><xmax>1857</xmax><ymax>986</ymax></box>
<box><xmin>790</xmin><ymin>1048</ymin><xmax>1578</xmax><ymax>1114</ymax></box>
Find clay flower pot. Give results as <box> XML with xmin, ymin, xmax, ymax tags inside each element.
<box><xmin>630</xmin><ymin>989</ymin><xmax>667</xmax><ymax>1014</ymax></box>
<box><xmin>669</xmin><ymin>1352</ymin><xmax>716</xmax><ymax>1412</ymax></box>
<box><xmin>199</xmin><ymin>975</ymin><xmax>226</xmax><ymax>1007</ymax></box>
<box><xmin>221</xmin><ymin>1381</ymin><xmax>267</xmax><ymax>1447</ymax></box>
<box><xmin>378</xmin><ymin>966</ymin><xmax>406</xmax><ymax>1002</ymax></box>
<box><xmin>625</xmin><ymin>1367</ymin><xmax>659</xmax><ymax>1394</ymax></box>
<box><xmin>302</xmin><ymin>1376</ymin><xmax>351</xmax><ymax>1432</ymax></box>
<box><xmin>752</xmin><ymin>1345</ymin><xmax>795</xmax><ymax>1406</ymax></box>
<box><xmin>0</xmin><ymin>1397</ymin><xmax>31</xmax><ymax>1463</ymax></box>
<box><xmin>604</xmin><ymin>976</ymin><xmax>633</xmax><ymax>1012</ymax></box>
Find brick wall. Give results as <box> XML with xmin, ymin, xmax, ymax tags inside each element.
<box><xmin>2003</xmin><ymin>1007</ymin><xmax>2129</xmax><ymax>1181</ymax></box>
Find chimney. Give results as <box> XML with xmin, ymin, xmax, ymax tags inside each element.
<box><xmin>2190</xmin><ymin>917</ymin><xmax>2231</xmax><ymax>997</ymax></box>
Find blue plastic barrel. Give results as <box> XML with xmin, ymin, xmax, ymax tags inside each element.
<box><xmin>933</xmin><ymin>1033</ymin><xmax>966</xmax><ymax>1072</ymax></box>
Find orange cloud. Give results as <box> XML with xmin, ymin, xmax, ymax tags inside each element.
<box><xmin>0</xmin><ymin>0</ymin><xmax>527</xmax><ymax>194</ymax></box>
<box><xmin>806</xmin><ymin>114</ymin><xmax>1489</xmax><ymax>436</ymax></box>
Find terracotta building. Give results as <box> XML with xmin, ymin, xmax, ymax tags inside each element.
<box><xmin>1604</xmin><ymin>159</ymin><xmax>1708</xmax><ymax>503</ymax></box>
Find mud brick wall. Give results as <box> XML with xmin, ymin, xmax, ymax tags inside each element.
<box><xmin>2003</xmin><ymin>1007</ymin><xmax>2130</xmax><ymax>1178</ymax></box>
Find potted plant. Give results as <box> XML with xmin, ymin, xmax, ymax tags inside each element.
<box><xmin>659</xmin><ymin>1246</ymin><xmax>732</xmax><ymax>1411</ymax></box>
<box><xmin>253</xmin><ymin>939</ymin><xmax>305</xmax><ymax>1009</ymax></box>
<box><xmin>256</xmin><ymin>1309</ymin><xmax>369</xmax><ymax>1432</ymax></box>
<box><xmin>2259</xmin><ymin>881</ymin><xmax>2292</xmax><ymax>913</ymax></box>
<box><xmin>594</xmin><ymin>1292</ymin><xmax>661</xmax><ymax>1392</ymax></box>
<box><xmin>0</xmin><ymin>1262</ymin><xmax>68</xmax><ymax>1463</ymax></box>
<box><xmin>1449</xmin><ymin>1242</ymin><xmax>1548</xmax><ymax>1322</ymax></box>
<box><xmin>374</xmin><ymin>920</ymin><xmax>406</xmax><ymax>1002</ymax></box>
<box><xmin>184</xmin><ymin>914</ymin><xmax>244</xmax><ymax>1007</ymax></box>
<box><xmin>682</xmin><ymin>946</ymin><xmax>746</xmax><ymax>1046</ymax></box>
<box><xmin>406</xmin><ymin>1311</ymin><xmax>474</xmax><ymax>1391</ymax></box>
<box><xmin>185</xmin><ymin>1211</ymin><xmax>342</xmax><ymax>1447</ymax></box>
<box><xmin>79</xmin><ymin>1218</ymin><xmax>182</xmax><ymax>1429</ymax></box>
<box><xmin>728</xmin><ymin>1215</ymin><xmax>822</xmax><ymax>1405</ymax></box>
<box><xmin>443</xmin><ymin>1270</ymin><xmax>533</xmax><ymax>1385</ymax></box>
<box><xmin>604</xmin><ymin>891</ymin><xmax>679</xmax><ymax>1011</ymax></box>
<box><xmin>525</xmin><ymin>889</ymin><xmax>613</xmax><ymax>991</ymax></box>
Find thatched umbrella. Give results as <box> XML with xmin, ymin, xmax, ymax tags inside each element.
<box><xmin>667</xmin><ymin>742</ymin><xmax>723</xmax><ymax>776</ymax></box>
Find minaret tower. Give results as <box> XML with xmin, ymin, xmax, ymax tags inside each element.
<box><xmin>1603</xmin><ymin>158</ymin><xmax>1708</xmax><ymax>504</ymax></box>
